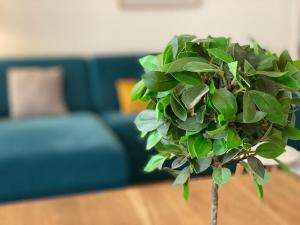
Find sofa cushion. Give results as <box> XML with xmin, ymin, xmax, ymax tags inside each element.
<box><xmin>0</xmin><ymin>58</ymin><xmax>91</xmax><ymax>117</ymax></box>
<box><xmin>0</xmin><ymin>112</ymin><xmax>128</xmax><ymax>202</ymax></box>
<box><xmin>7</xmin><ymin>66</ymin><xmax>67</xmax><ymax>118</ymax></box>
<box><xmin>100</xmin><ymin>110</ymin><xmax>169</xmax><ymax>183</ymax></box>
<box><xmin>115</xmin><ymin>79</ymin><xmax>148</xmax><ymax>114</ymax></box>
<box><xmin>89</xmin><ymin>55</ymin><xmax>144</xmax><ymax>111</ymax></box>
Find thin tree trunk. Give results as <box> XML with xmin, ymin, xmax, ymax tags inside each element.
<box><xmin>210</xmin><ymin>181</ymin><xmax>219</xmax><ymax>225</ymax></box>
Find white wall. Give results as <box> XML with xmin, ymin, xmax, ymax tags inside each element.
<box><xmin>0</xmin><ymin>0</ymin><xmax>299</xmax><ymax>58</ymax></box>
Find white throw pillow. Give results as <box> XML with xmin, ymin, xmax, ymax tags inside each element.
<box><xmin>7</xmin><ymin>66</ymin><xmax>68</xmax><ymax>118</ymax></box>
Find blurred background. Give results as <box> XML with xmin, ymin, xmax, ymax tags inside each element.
<box><xmin>0</xmin><ymin>0</ymin><xmax>299</xmax><ymax>58</ymax></box>
<box><xmin>0</xmin><ymin>1</ymin><xmax>299</xmax><ymax>222</ymax></box>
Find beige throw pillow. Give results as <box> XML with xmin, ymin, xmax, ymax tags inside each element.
<box><xmin>7</xmin><ymin>67</ymin><xmax>68</xmax><ymax>118</ymax></box>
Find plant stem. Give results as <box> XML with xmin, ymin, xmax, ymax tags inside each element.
<box><xmin>218</xmin><ymin>71</ymin><xmax>228</xmax><ymax>89</ymax></box>
<box><xmin>233</xmin><ymin>87</ymin><xmax>245</xmax><ymax>95</ymax></box>
<box><xmin>210</xmin><ymin>181</ymin><xmax>219</xmax><ymax>225</ymax></box>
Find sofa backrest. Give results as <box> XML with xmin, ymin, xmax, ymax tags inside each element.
<box><xmin>0</xmin><ymin>58</ymin><xmax>91</xmax><ymax>116</ymax></box>
<box><xmin>89</xmin><ymin>55</ymin><xmax>144</xmax><ymax>112</ymax></box>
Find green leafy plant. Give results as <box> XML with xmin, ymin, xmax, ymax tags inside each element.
<box><xmin>132</xmin><ymin>35</ymin><xmax>300</xmax><ymax>225</ymax></box>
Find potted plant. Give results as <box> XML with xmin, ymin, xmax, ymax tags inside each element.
<box><xmin>132</xmin><ymin>35</ymin><xmax>300</xmax><ymax>225</ymax></box>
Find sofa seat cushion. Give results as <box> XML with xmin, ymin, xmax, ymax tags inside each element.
<box><xmin>0</xmin><ymin>112</ymin><xmax>128</xmax><ymax>202</ymax></box>
<box><xmin>100</xmin><ymin>111</ymin><xmax>169</xmax><ymax>183</ymax></box>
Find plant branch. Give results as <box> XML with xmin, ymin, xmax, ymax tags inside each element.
<box><xmin>210</xmin><ymin>181</ymin><xmax>219</xmax><ymax>225</ymax></box>
<box><xmin>233</xmin><ymin>87</ymin><xmax>245</xmax><ymax>95</ymax></box>
<box><xmin>218</xmin><ymin>71</ymin><xmax>228</xmax><ymax>89</ymax></box>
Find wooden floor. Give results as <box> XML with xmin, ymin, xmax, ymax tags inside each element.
<box><xmin>0</xmin><ymin>171</ymin><xmax>299</xmax><ymax>225</ymax></box>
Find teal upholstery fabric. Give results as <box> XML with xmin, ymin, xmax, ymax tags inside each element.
<box><xmin>289</xmin><ymin>108</ymin><xmax>300</xmax><ymax>150</ymax></box>
<box><xmin>0</xmin><ymin>58</ymin><xmax>91</xmax><ymax>117</ymax></box>
<box><xmin>100</xmin><ymin>111</ymin><xmax>170</xmax><ymax>182</ymax></box>
<box><xmin>89</xmin><ymin>55</ymin><xmax>144</xmax><ymax>111</ymax></box>
<box><xmin>0</xmin><ymin>112</ymin><xmax>128</xmax><ymax>202</ymax></box>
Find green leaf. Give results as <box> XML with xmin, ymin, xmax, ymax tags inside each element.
<box><xmin>139</xmin><ymin>55</ymin><xmax>160</xmax><ymax>72</ymax></box>
<box><xmin>207</xmin><ymin>48</ymin><xmax>233</xmax><ymax>63</ymax></box>
<box><xmin>142</xmin><ymin>71</ymin><xmax>178</xmax><ymax>92</ymax></box>
<box><xmin>157</xmin><ymin>121</ymin><xmax>170</xmax><ymax>137</ymax></box>
<box><xmin>181</xmin><ymin>83</ymin><xmax>209</xmax><ymax>109</ymax></box>
<box><xmin>293</xmin><ymin>59</ymin><xmax>300</xmax><ymax>68</ymax></box>
<box><xmin>196</xmin><ymin>105</ymin><xmax>206</xmax><ymax>123</ymax></box>
<box><xmin>171</xmin><ymin>72</ymin><xmax>202</xmax><ymax>85</ymax></box>
<box><xmin>162</xmin><ymin>167</ymin><xmax>180</xmax><ymax>177</ymax></box>
<box><xmin>171</xmin><ymin>156</ymin><xmax>187</xmax><ymax>169</ymax></box>
<box><xmin>156</xmin><ymin>143</ymin><xmax>182</xmax><ymax>154</ymax></box>
<box><xmin>170</xmin><ymin>93</ymin><xmax>187</xmax><ymax>121</ymax></box>
<box><xmin>188</xmin><ymin>135</ymin><xmax>198</xmax><ymax>157</ymax></box>
<box><xmin>209</xmin><ymin>80</ymin><xmax>216</xmax><ymax>94</ymax></box>
<box><xmin>206</xmin><ymin>123</ymin><xmax>228</xmax><ymax>136</ymax></box>
<box><xmin>236</xmin><ymin>111</ymin><xmax>267</xmax><ymax>123</ymax></box>
<box><xmin>193</xmin><ymin>137</ymin><xmax>212</xmax><ymax>157</ymax></box>
<box><xmin>267</xmin><ymin>128</ymin><xmax>286</xmax><ymax>147</ymax></box>
<box><xmin>255</xmin><ymin>169</ymin><xmax>271</xmax><ymax>185</ymax></box>
<box><xmin>211</xmin><ymin>88</ymin><xmax>238</xmax><ymax>121</ymax></box>
<box><xmin>256</xmin><ymin>142</ymin><xmax>285</xmax><ymax>159</ymax></box>
<box><xmin>170</xmin><ymin>36</ymin><xmax>179</xmax><ymax>59</ymax></box>
<box><xmin>131</xmin><ymin>80</ymin><xmax>146</xmax><ymax>101</ymax></box>
<box><xmin>228</xmin><ymin>61</ymin><xmax>238</xmax><ymax>78</ymax></box>
<box><xmin>271</xmin><ymin>75</ymin><xmax>300</xmax><ymax>91</ymax></box>
<box><xmin>183</xmin><ymin>181</ymin><xmax>190</xmax><ymax>201</ymax></box>
<box><xmin>254</xmin><ymin>71</ymin><xmax>288</xmax><ymax>77</ymax></box>
<box><xmin>138</xmin><ymin>88</ymin><xmax>154</xmax><ymax>102</ymax></box>
<box><xmin>255</xmin><ymin>77</ymin><xmax>279</xmax><ymax>96</ymax></box>
<box><xmin>226</xmin><ymin>128</ymin><xmax>242</xmax><ymax>150</ymax></box>
<box><xmin>229</xmin><ymin>43</ymin><xmax>247</xmax><ymax>65</ymax></box>
<box><xmin>212</xmin><ymin>167</ymin><xmax>231</xmax><ymax>185</ymax></box>
<box><xmin>244</xmin><ymin>60</ymin><xmax>256</xmax><ymax>75</ymax></box>
<box><xmin>183</xmin><ymin>62</ymin><xmax>220</xmax><ymax>73</ymax></box>
<box><xmin>146</xmin><ymin>130</ymin><xmax>162</xmax><ymax>150</ymax></box>
<box><xmin>256</xmin><ymin>54</ymin><xmax>275</xmax><ymax>70</ymax></box>
<box><xmin>279</xmin><ymin>50</ymin><xmax>292</xmax><ymax>70</ymax></box>
<box><xmin>193</xmin><ymin>157</ymin><xmax>212</xmax><ymax>173</ymax></box>
<box><xmin>178</xmin><ymin>117</ymin><xmax>208</xmax><ymax>132</ymax></box>
<box><xmin>176</xmin><ymin>35</ymin><xmax>196</xmax><ymax>56</ymax></box>
<box><xmin>283</xmin><ymin>127</ymin><xmax>300</xmax><ymax>140</ymax></box>
<box><xmin>253</xmin><ymin>179</ymin><xmax>264</xmax><ymax>200</ymax></box>
<box><xmin>177</xmin><ymin>51</ymin><xmax>198</xmax><ymax>58</ymax></box>
<box><xmin>165</xmin><ymin>57</ymin><xmax>206</xmax><ymax>73</ymax></box>
<box><xmin>210</xmin><ymin>36</ymin><xmax>230</xmax><ymax>50</ymax></box>
<box><xmin>223</xmin><ymin>149</ymin><xmax>241</xmax><ymax>164</ymax></box>
<box><xmin>173</xmin><ymin>166</ymin><xmax>190</xmax><ymax>186</ymax></box>
<box><xmin>213</xmin><ymin>139</ymin><xmax>227</xmax><ymax>156</ymax></box>
<box><xmin>247</xmin><ymin>156</ymin><xmax>265</xmax><ymax>179</ymax></box>
<box><xmin>249</xmin><ymin>90</ymin><xmax>285</xmax><ymax>125</ymax></box>
<box><xmin>205</xmin><ymin>130</ymin><xmax>228</xmax><ymax>140</ymax></box>
<box><xmin>144</xmin><ymin>154</ymin><xmax>166</xmax><ymax>172</ymax></box>
<box><xmin>135</xmin><ymin>110</ymin><xmax>165</xmax><ymax>132</ymax></box>
<box><xmin>243</xmin><ymin>91</ymin><xmax>256</xmax><ymax>122</ymax></box>
<box><xmin>163</xmin><ymin>44</ymin><xmax>173</xmax><ymax>65</ymax></box>
<box><xmin>251</xmin><ymin>39</ymin><xmax>262</xmax><ymax>55</ymax></box>
<box><xmin>156</xmin><ymin>96</ymin><xmax>170</xmax><ymax>120</ymax></box>
<box><xmin>163</xmin><ymin>35</ymin><xmax>196</xmax><ymax>64</ymax></box>
<box><xmin>286</xmin><ymin>62</ymin><xmax>300</xmax><ymax>80</ymax></box>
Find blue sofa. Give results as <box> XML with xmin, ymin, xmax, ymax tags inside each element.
<box><xmin>0</xmin><ymin>56</ymin><xmax>299</xmax><ymax>203</ymax></box>
<box><xmin>0</xmin><ymin>56</ymin><xmax>168</xmax><ymax>202</ymax></box>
